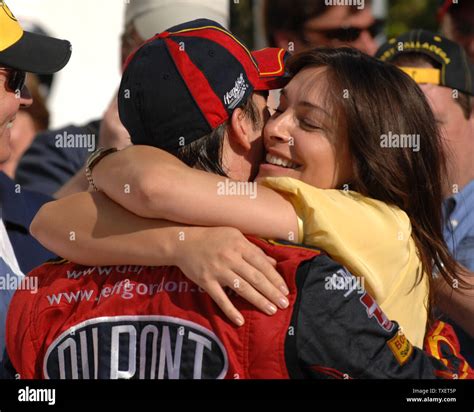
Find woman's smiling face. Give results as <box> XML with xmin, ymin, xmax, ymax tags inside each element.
<box><xmin>257</xmin><ymin>66</ymin><xmax>353</xmax><ymax>189</ymax></box>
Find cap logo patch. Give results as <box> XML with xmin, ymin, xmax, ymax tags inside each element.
<box><xmin>223</xmin><ymin>73</ymin><xmax>249</xmax><ymax>110</ymax></box>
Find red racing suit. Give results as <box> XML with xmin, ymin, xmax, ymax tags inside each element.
<box><xmin>5</xmin><ymin>237</ymin><xmax>473</xmax><ymax>379</ymax></box>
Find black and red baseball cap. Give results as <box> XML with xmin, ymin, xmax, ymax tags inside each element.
<box><xmin>118</xmin><ymin>18</ymin><xmax>290</xmax><ymax>153</ymax></box>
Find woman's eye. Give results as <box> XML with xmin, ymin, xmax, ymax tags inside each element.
<box><xmin>300</xmin><ymin>119</ymin><xmax>321</xmax><ymax>130</ymax></box>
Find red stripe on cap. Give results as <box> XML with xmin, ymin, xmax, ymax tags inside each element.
<box><xmin>165</xmin><ymin>38</ymin><xmax>228</xmax><ymax>129</ymax></box>
<box><xmin>170</xmin><ymin>27</ymin><xmax>260</xmax><ymax>87</ymax></box>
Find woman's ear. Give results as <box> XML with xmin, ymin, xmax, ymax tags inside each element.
<box><xmin>228</xmin><ymin>107</ymin><xmax>252</xmax><ymax>151</ymax></box>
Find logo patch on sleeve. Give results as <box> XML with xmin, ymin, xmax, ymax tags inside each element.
<box><xmin>387</xmin><ymin>331</ymin><xmax>413</xmax><ymax>365</ymax></box>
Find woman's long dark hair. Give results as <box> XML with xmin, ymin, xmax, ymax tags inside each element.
<box><xmin>287</xmin><ymin>47</ymin><xmax>464</xmax><ymax>322</ymax></box>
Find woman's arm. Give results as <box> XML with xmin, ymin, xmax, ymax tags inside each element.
<box><xmin>31</xmin><ymin>191</ymin><xmax>192</xmax><ymax>267</ymax></box>
<box><xmin>92</xmin><ymin>145</ymin><xmax>299</xmax><ymax>241</ymax></box>
<box><xmin>31</xmin><ymin>192</ymin><xmax>290</xmax><ymax>324</ymax></box>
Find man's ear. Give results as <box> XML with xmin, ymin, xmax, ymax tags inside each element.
<box><xmin>228</xmin><ymin>107</ymin><xmax>252</xmax><ymax>151</ymax></box>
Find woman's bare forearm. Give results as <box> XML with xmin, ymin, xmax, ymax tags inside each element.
<box><xmin>91</xmin><ymin>145</ymin><xmax>299</xmax><ymax>240</ymax></box>
<box><xmin>30</xmin><ymin>191</ymin><xmax>202</xmax><ymax>266</ymax></box>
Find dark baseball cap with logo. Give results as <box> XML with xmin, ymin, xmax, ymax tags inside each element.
<box><xmin>0</xmin><ymin>1</ymin><xmax>71</xmax><ymax>74</ymax></box>
<box><xmin>118</xmin><ymin>18</ymin><xmax>290</xmax><ymax>153</ymax></box>
<box><xmin>376</xmin><ymin>29</ymin><xmax>474</xmax><ymax>96</ymax></box>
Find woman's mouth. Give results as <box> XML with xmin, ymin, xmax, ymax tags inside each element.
<box><xmin>265</xmin><ymin>153</ymin><xmax>301</xmax><ymax>169</ymax></box>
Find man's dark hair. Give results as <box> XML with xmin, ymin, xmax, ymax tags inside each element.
<box><xmin>176</xmin><ymin>94</ymin><xmax>263</xmax><ymax>176</ymax></box>
<box><xmin>391</xmin><ymin>52</ymin><xmax>473</xmax><ymax>119</ymax></box>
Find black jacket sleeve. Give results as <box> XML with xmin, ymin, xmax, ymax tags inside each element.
<box><xmin>292</xmin><ymin>254</ymin><xmax>456</xmax><ymax>379</ymax></box>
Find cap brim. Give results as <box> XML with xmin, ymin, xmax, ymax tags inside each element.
<box><xmin>0</xmin><ymin>30</ymin><xmax>71</xmax><ymax>74</ymax></box>
<box><xmin>252</xmin><ymin>48</ymin><xmax>291</xmax><ymax>91</ymax></box>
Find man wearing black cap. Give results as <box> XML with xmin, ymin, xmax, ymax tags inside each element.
<box><xmin>377</xmin><ymin>29</ymin><xmax>474</xmax><ymax>365</ymax></box>
<box><xmin>0</xmin><ymin>1</ymin><xmax>71</xmax><ymax>362</ymax></box>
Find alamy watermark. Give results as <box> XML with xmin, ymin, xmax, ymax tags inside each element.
<box><xmin>325</xmin><ymin>0</ymin><xmax>365</xmax><ymax>10</ymax></box>
<box><xmin>0</xmin><ymin>273</ymin><xmax>37</xmax><ymax>294</ymax></box>
<box><xmin>55</xmin><ymin>131</ymin><xmax>96</xmax><ymax>152</ymax></box>
<box><xmin>325</xmin><ymin>268</ymin><xmax>365</xmax><ymax>296</ymax></box>
<box><xmin>18</xmin><ymin>386</ymin><xmax>55</xmax><ymax>406</ymax></box>
<box><xmin>217</xmin><ymin>178</ymin><xmax>257</xmax><ymax>199</ymax></box>
<box><xmin>380</xmin><ymin>131</ymin><xmax>420</xmax><ymax>152</ymax></box>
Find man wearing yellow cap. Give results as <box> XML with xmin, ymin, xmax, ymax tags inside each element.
<box><xmin>0</xmin><ymin>1</ymin><xmax>71</xmax><ymax>363</ymax></box>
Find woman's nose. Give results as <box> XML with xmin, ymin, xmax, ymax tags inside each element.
<box><xmin>264</xmin><ymin>116</ymin><xmax>293</xmax><ymax>146</ymax></box>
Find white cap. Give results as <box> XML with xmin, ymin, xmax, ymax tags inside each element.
<box><xmin>125</xmin><ymin>0</ymin><xmax>230</xmax><ymax>40</ymax></box>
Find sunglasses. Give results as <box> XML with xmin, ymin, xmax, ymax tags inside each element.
<box><xmin>0</xmin><ymin>67</ymin><xmax>26</xmax><ymax>92</ymax></box>
<box><xmin>304</xmin><ymin>20</ymin><xmax>385</xmax><ymax>43</ymax></box>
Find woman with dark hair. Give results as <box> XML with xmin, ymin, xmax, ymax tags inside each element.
<box><xmin>32</xmin><ymin>48</ymin><xmax>462</xmax><ymax>349</ymax></box>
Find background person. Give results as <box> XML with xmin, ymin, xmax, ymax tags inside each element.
<box><xmin>438</xmin><ymin>0</ymin><xmax>474</xmax><ymax>64</ymax></box>
<box><xmin>14</xmin><ymin>0</ymin><xmax>230</xmax><ymax>197</ymax></box>
<box><xmin>262</xmin><ymin>0</ymin><xmax>382</xmax><ymax>110</ymax></box>
<box><xmin>377</xmin><ymin>29</ymin><xmax>474</xmax><ymax>365</ymax></box>
<box><xmin>263</xmin><ymin>0</ymin><xmax>380</xmax><ymax>55</ymax></box>
<box><xmin>0</xmin><ymin>0</ymin><xmax>70</xmax><ymax>361</ymax></box>
<box><xmin>0</xmin><ymin>73</ymin><xmax>50</xmax><ymax>178</ymax></box>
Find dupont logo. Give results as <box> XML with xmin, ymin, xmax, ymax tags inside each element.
<box><xmin>43</xmin><ymin>316</ymin><xmax>228</xmax><ymax>379</ymax></box>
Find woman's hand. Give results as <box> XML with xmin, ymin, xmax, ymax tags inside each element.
<box><xmin>177</xmin><ymin>227</ymin><xmax>290</xmax><ymax>326</ymax></box>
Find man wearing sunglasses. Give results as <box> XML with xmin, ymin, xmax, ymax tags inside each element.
<box><xmin>0</xmin><ymin>1</ymin><xmax>71</xmax><ymax>363</ymax></box>
<box><xmin>264</xmin><ymin>0</ymin><xmax>380</xmax><ymax>56</ymax></box>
